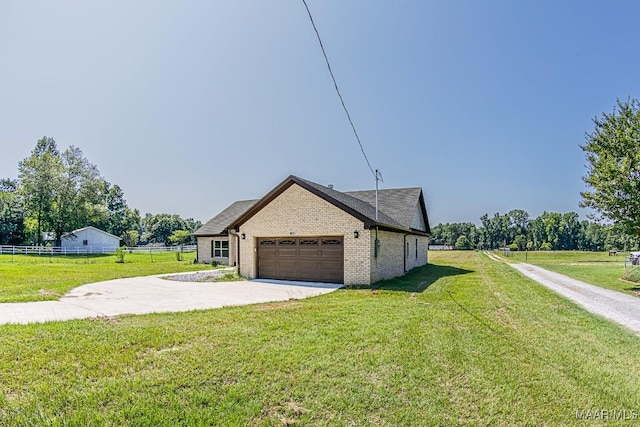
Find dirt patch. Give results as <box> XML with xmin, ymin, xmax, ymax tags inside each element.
<box><xmin>287</xmin><ymin>401</ymin><xmax>310</xmax><ymax>415</ymax></box>
<box><xmin>91</xmin><ymin>316</ymin><xmax>120</xmax><ymax>324</ymax></box>
<box><xmin>256</xmin><ymin>301</ymin><xmax>302</xmax><ymax>311</ymax></box>
<box><xmin>38</xmin><ymin>289</ymin><xmax>58</xmax><ymax>297</ymax></box>
<box><xmin>156</xmin><ymin>346</ymin><xmax>181</xmax><ymax>354</ymax></box>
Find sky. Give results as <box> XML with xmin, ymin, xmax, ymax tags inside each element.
<box><xmin>1</xmin><ymin>1</ymin><xmax>639</xmax><ymax>226</ymax></box>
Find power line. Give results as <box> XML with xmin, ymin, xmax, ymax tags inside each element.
<box><xmin>301</xmin><ymin>0</ymin><xmax>377</xmax><ymax>180</ymax></box>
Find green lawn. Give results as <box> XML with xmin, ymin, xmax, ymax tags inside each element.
<box><xmin>504</xmin><ymin>250</ymin><xmax>640</xmax><ymax>295</ymax></box>
<box><xmin>0</xmin><ymin>252</ymin><xmax>212</xmax><ymax>303</ymax></box>
<box><xmin>1</xmin><ymin>251</ymin><xmax>640</xmax><ymax>425</ymax></box>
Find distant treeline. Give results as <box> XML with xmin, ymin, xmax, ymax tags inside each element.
<box><xmin>431</xmin><ymin>210</ymin><xmax>640</xmax><ymax>251</ymax></box>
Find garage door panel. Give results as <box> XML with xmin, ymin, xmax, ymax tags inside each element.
<box><xmin>258</xmin><ymin>237</ymin><xmax>343</xmax><ymax>283</ymax></box>
<box><xmin>299</xmin><ymin>248</ymin><xmax>321</xmax><ymax>257</ymax></box>
<box><xmin>320</xmin><ymin>251</ymin><xmax>342</xmax><ymax>259</ymax></box>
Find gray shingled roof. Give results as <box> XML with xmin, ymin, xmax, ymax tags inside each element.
<box><xmin>295</xmin><ymin>177</ymin><xmax>406</xmax><ymax>229</ymax></box>
<box><xmin>193</xmin><ymin>199</ymin><xmax>257</xmax><ymax>236</ymax></box>
<box><xmin>345</xmin><ymin>188</ymin><xmax>424</xmax><ymax>230</ymax></box>
<box><xmin>218</xmin><ymin>175</ymin><xmax>430</xmax><ymax>235</ymax></box>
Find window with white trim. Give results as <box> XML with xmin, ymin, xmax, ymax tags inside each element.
<box><xmin>212</xmin><ymin>240</ymin><xmax>229</xmax><ymax>258</ymax></box>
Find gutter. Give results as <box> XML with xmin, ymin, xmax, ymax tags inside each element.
<box><xmin>403</xmin><ymin>233</ymin><xmax>411</xmax><ymax>273</ymax></box>
<box><xmin>365</xmin><ymin>222</ymin><xmax>429</xmax><ymax>236</ymax></box>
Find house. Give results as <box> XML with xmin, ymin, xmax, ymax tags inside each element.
<box><xmin>195</xmin><ymin>175</ymin><xmax>430</xmax><ymax>285</ymax></box>
<box><xmin>193</xmin><ymin>199</ymin><xmax>258</xmax><ymax>265</ymax></box>
<box><xmin>61</xmin><ymin>226</ymin><xmax>121</xmax><ymax>253</ymax></box>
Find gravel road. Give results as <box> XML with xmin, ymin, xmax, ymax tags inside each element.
<box><xmin>508</xmin><ymin>262</ymin><xmax>640</xmax><ymax>334</ymax></box>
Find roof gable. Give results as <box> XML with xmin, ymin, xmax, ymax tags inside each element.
<box><xmin>230</xmin><ymin>176</ymin><xmax>430</xmax><ymax>235</ymax></box>
<box><xmin>410</xmin><ymin>202</ymin><xmax>427</xmax><ymax>232</ymax></box>
<box><xmin>344</xmin><ymin>187</ymin><xmax>430</xmax><ymax>233</ymax></box>
<box><xmin>193</xmin><ymin>199</ymin><xmax>258</xmax><ymax>236</ymax></box>
<box><xmin>63</xmin><ymin>226</ymin><xmax>120</xmax><ymax>240</ymax></box>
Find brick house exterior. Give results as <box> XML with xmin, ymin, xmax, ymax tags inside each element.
<box><xmin>195</xmin><ymin>175</ymin><xmax>430</xmax><ymax>286</ymax></box>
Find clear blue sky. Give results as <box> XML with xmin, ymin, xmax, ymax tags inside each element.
<box><xmin>2</xmin><ymin>1</ymin><xmax>638</xmax><ymax>225</ymax></box>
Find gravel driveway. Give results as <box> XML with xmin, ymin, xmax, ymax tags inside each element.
<box><xmin>509</xmin><ymin>262</ymin><xmax>640</xmax><ymax>334</ymax></box>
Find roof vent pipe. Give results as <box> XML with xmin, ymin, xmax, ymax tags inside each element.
<box><xmin>328</xmin><ymin>184</ymin><xmax>334</xmax><ymax>189</ymax></box>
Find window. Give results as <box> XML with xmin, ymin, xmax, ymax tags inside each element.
<box><xmin>300</xmin><ymin>239</ymin><xmax>319</xmax><ymax>245</ymax></box>
<box><xmin>212</xmin><ymin>240</ymin><xmax>229</xmax><ymax>258</ymax></box>
<box><xmin>83</xmin><ymin>240</ymin><xmax>88</xmax><ymax>246</ymax></box>
<box><xmin>322</xmin><ymin>239</ymin><xmax>342</xmax><ymax>245</ymax></box>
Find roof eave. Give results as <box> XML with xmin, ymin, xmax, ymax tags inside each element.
<box><xmin>192</xmin><ymin>231</ymin><xmax>229</xmax><ymax>237</ymax></box>
<box><xmin>364</xmin><ymin>222</ymin><xmax>430</xmax><ymax>236</ymax></box>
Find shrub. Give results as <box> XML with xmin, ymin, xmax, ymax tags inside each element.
<box><xmin>213</xmin><ymin>271</ymin><xmax>244</xmax><ymax>282</ymax></box>
<box><xmin>211</xmin><ymin>260</ymin><xmax>219</xmax><ymax>268</ymax></box>
<box><xmin>623</xmin><ymin>267</ymin><xmax>640</xmax><ymax>283</ymax></box>
<box><xmin>115</xmin><ymin>247</ymin><xmax>125</xmax><ymax>264</ymax></box>
<box><xmin>455</xmin><ymin>235</ymin><xmax>472</xmax><ymax>250</ymax></box>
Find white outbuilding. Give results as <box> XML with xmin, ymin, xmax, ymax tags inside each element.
<box><xmin>61</xmin><ymin>226</ymin><xmax>121</xmax><ymax>253</ymax></box>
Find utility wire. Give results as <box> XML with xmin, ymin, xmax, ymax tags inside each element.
<box><xmin>301</xmin><ymin>0</ymin><xmax>377</xmax><ymax>180</ymax></box>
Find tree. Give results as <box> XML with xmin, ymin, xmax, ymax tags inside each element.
<box><xmin>141</xmin><ymin>213</ymin><xmax>189</xmax><ymax>245</ymax></box>
<box><xmin>121</xmin><ymin>230</ymin><xmax>139</xmax><ymax>247</ymax></box>
<box><xmin>18</xmin><ymin>137</ymin><xmax>61</xmax><ymax>245</ymax></box>
<box><xmin>102</xmin><ymin>184</ymin><xmax>140</xmax><ymax>237</ymax></box>
<box><xmin>169</xmin><ymin>230</ymin><xmax>192</xmax><ymax>246</ymax></box>
<box><xmin>50</xmin><ymin>146</ymin><xmax>106</xmax><ymax>245</ymax></box>
<box><xmin>581</xmin><ymin>97</ymin><xmax>640</xmax><ymax>237</ymax></box>
<box><xmin>455</xmin><ymin>235</ymin><xmax>472</xmax><ymax>250</ymax></box>
<box><xmin>513</xmin><ymin>234</ymin><xmax>527</xmax><ymax>251</ymax></box>
<box><xmin>508</xmin><ymin>209</ymin><xmax>530</xmax><ymax>236</ymax></box>
<box><xmin>0</xmin><ymin>179</ymin><xmax>25</xmax><ymax>245</ymax></box>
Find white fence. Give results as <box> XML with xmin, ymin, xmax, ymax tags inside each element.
<box><xmin>0</xmin><ymin>245</ymin><xmax>197</xmax><ymax>256</ymax></box>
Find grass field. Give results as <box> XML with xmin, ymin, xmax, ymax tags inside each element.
<box><xmin>504</xmin><ymin>250</ymin><xmax>640</xmax><ymax>295</ymax></box>
<box><xmin>1</xmin><ymin>251</ymin><xmax>640</xmax><ymax>425</ymax></box>
<box><xmin>0</xmin><ymin>252</ymin><xmax>212</xmax><ymax>303</ymax></box>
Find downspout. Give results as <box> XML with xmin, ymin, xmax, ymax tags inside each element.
<box><xmin>403</xmin><ymin>233</ymin><xmax>411</xmax><ymax>274</ymax></box>
<box><xmin>228</xmin><ymin>229</ymin><xmax>241</xmax><ymax>269</ymax></box>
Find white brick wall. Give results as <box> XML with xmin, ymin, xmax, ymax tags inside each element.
<box><xmin>370</xmin><ymin>230</ymin><xmax>429</xmax><ymax>282</ymax></box>
<box><xmin>196</xmin><ymin>236</ymin><xmax>230</xmax><ymax>265</ymax></box>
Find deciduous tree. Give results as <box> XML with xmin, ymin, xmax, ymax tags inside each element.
<box><xmin>0</xmin><ymin>179</ymin><xmax>25</xmax><ymax>245</ymax></box>
<box><xmin>581</xmin><ymin>97</ymin><xmax>640</xmax><ymax>237</ymax></box>
<box><xmin>18</xmin><ymin>137</ymin><xmax>61</xmax><ymax>245</ymax></box>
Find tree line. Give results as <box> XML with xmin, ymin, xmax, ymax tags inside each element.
<box><xmin>0</xmin><ymin>137</ymin><xmax>202</xmax><ymax>246</ymax></box>
<box><xmin>430</xmin><ymin>209</ymin><xmax>640</xmax><ymax>251</ymax></box>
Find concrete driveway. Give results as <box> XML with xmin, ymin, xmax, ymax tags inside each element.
<box><xmin>0</xmin><ymin>273</ymin><xmax>342</xmax><ymax>326</ymax></box>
